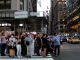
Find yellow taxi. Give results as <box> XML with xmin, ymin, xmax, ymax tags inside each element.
<box><xmin>67</xmin><ymin>37</ymin><xmax>80</xmax><ymax>44</ymax></box>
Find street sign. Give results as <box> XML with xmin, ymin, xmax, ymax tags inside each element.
<box><xmin>14</xmin><ymin>11</ymin><xmax>28</xmax><ymax>18</ymax></box>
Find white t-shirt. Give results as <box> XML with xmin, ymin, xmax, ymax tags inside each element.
<box><xmin>9</xmin><ymin>37</ymin><xmax>17</xmax><ymax>46</ymax></box>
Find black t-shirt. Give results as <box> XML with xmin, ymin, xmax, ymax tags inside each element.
<box><xmin>21</xmin><ymin>36</ymin><xmax>25</xmax><ymax>45</ymax></box>
<box><xmin>36</xmin><ymin>37</ymin><xmax>41</xmax><ymax>47</ymax></box>
<box><xmin>42</xmin><ymin>38</ymin><xmax>49</xmax><ymax>47</ymax></box>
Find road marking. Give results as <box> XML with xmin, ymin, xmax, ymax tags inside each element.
<box><xmin>0</xmin><ymin>56</ymin><xmax>54</xmax><ymax>60</ymax></box>
<box><xmin>0</xmin><ymin>58</ymin><xmax>54</xmax><ymax>60</ymax></box>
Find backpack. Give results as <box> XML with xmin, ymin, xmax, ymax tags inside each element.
<box><xmin>26</xmin><ymin>41</ymin><xmax>30</xmax><ymax>45</ymax></box>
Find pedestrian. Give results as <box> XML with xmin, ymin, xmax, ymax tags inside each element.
<box><xmin>53</xmin><ymin>33</ymin><xmax>61</xmax><ymax>56</ymax></box>
<box><xmin>24</xmin><ymin>34</ymin><xmax>33</xmax><ymax>58</ymax></box>
<box><xmin>21</xmin><ymin>33</ymin><xmax>26</xmax><ymax>57</ymax></box>
<box><xmin>1</xmin><ymin>32</ymin><xmax>7</xmax><ymax>56</ymax></box>
<box><xmin>0</xmin><ymin>33</ymin><xmax>2</xmax><ymax>56</ymax></box>
<box><xmin>35</xmin><ymin>33</ymin><xmax>42</xmax><ymax>56</ymax></box>
<box><xmin>8</xmin><ymin>34</ymin><xmax>17</xmax><ymax>57</ymax></box>
<box><xmin>41</xmin><ymin>34</ymin><xmax>49</xmax><ymax>57</ymax></box>
<box><xmin>16</xmin><ymin>35</ymin><xmax>21</xmax><ymax>58</ymax></box>
<box><xmin>30</xmin><ymin>34</ymin><xmax>35</xmax><ymax>56</ymax></box>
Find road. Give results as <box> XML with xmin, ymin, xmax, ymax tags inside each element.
<box><xmin>53</xmin><ymin>42</ymin><xmax>80</xmax><ymax>60</ymax></box>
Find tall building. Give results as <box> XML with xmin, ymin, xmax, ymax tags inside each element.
<box><xmin>0</xmin><ymin>0</ymin><xmax>37</xmax><ymax>33</ymax></box>
<box><xmin>0</xmin><ymin>0</ymin><xmax>32</xmax><ymax>11</ymax></box>
<box><xmin>66</xmin><ymin>0</ymin><xmax>80</xmax><ymax>34</ymax></box>
<box><xmin>50</xmin><ymin>0</ymin><xmax>67</xmax><ymax>34</ymax></box>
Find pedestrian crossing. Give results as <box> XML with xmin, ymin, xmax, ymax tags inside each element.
<box><xmin>0</xmin><ymin>58</ymin><xmax>53</xmax><ymax>60</ymax></box>
<box><xmin>0</xmin><ymin>56</ymin><xmax>54</xmax><ymax>60</ymax></box>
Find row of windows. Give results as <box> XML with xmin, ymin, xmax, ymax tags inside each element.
<box><xmin>58</xmin><ymin>2</ymin><xmax>66</xmax><ymax>4</ymax></box>
<box><xmin>0</xmin><ymin>1</ymin><xmax>10</xmax><ymax>4</ymax></box>
<box><xmin>0</xmin><ymin>0</ymin><xmax>11</xmax><ymax>9</ymax></box>
<box><xmin>0</xmin><ymin>12</ymin><xmax>14</xmax><ymax>18</ymax></box>
<box><xmin>0</xmin><ymin>4</ymin><xmax>11</xmax><ymax>9</ymax></box>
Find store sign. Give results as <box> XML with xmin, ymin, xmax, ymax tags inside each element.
<box><xmin>30</xmin><ymin>12</ymin><xmax>43</xmax><ymax>17</ymax></box>
<box><xmin>37</xmin><ymin>11</ymin><xmax>43</xmax><ymax>17</ymax></box>
<box><xmin>14</xmin><ymin>11</ymin><xmax>44</xmax><ymax>18</ymax></box>
<box><xmin>30</xmin><ymin>12</ymin><xmax>39</xmax><ymax>16</ymax></box>
<box><xmin>14</xmin><ymin>11</ymin><xmax>28</xmax><ymax>18</ymax></box>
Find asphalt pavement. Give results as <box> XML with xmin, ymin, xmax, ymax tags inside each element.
<box><xmin>0</xmin><ymin>55</ymin><xmax>53</xmax><ymax>60</ymax></box>
<box><xmin>53</xmin><ymin>42</ymin><xmax>80</xmax><ymax>60</ymax></box>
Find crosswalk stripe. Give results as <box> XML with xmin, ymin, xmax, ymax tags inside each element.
<box><xmin>0</xmin><ymin>56</ymin><xmax>54</xmax><ymax>60</ymax></box>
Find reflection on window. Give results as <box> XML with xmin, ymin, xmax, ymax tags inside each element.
<box><xmin>0</xmin><ymin>0</ymin><xmax>11</xmax><ymax>9</ymax></box>
<box><xmin>6</xmin><ymin>1</ymin><xmax>11</xmax><ymax>4</ymax></box>
<box><xmin>0</xmin><ymin>1</ymin><xmax>4</xmax><ymax>4</ymax></box>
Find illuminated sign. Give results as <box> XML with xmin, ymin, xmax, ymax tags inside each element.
<box><xmin>14</xmin><ymin>11</ymin><xmax>28</xmax><ymax>18</ymax></box>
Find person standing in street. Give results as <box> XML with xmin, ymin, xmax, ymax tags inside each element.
<box><xmin>53</xmin><ymin>33</ymin><xmax>61</xmax><ymax>56</ymax></box>
<box><xmin>0</xmin><ymin>33</ymin><xmax>2</xmax><ymax>56</ymax></box>
<box><xmin>16</xmin><ymin>35</ymin><xmax>21</xmax><ymax>58</ymax></box>
<box><xmin>35</xmin><ymin>33</ymin><xmax>42</xmax><ymax>56</ymax></box>
<box><xmin>24</xmin><ymin>34</ymin><xmax>33</xmax><ymax>58</ymax></box>
<box><xmin>41</xmin><ymin>34</ymin><xmax>49</xmax><ymax>57</ymax></box>
<box><xmin>21</xmin><ymin>33</ymin><xmax>26</xmax><ymax>57</ymax></box>
<box><xmin>8</xmin><ymin>34</ymin><xmax>17</xmax><ymax>57</ymax></box>
<box><xmin>30</xmin><ymin>34</ymin><xmax>35</xmax><ymax>56</ymax></box>
<box><xmin>1</xmin><ymin>32</ymin><xmax>7</xmax><ymax>56</ymax></box>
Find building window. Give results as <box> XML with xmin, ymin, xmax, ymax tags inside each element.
<box><xmin>6</xmin><ymin>1</ymin><xmax>11</xmax><ymax>4</ymax></box>
<box><xmin>58</xmin><ymin>2</ymin><xmax>62</xmax><ymax>4</ymax></box>
<box><xmin>6</xmin><ymin>12</ymin><xmax>9</xmax><ymax>17</ymax></box>
<box><xmin>0</xmin><ymin>13</ymin><xmax>1</xmax><ymax>17</ymax></box>
<box><xmin>0</xmin><ymin>1</ymin><xmax>4</xmax><ymax>4</ymax></box>
<box><xmin>6</xmin><ymin>0</ymin><xmax>11</xmax><ymax>9</ymax></box>
<box><xmin>20</xmin><ymin>4</ymin><xmax>23</xmax><ymax>10</ymax></box>
<box><xmin>6</xmin><ymin>4</ymin><xmax>11</xmax><ymax>9</ymax></box>
<box><xmin>2</xmin><ymin>12</ymin><xmax>5</xmax><ymax>17</ymax></box>
<box><xmin>0</xmin><ymin>0</ymin><xmax>11</xmax><ymax>9</ymax></box>
<box><xmin>20</xmin><ymin>0</ymin><xmax>23</xmax><ymax>2</ymax></box>
<box><xmin>10</xmin><ymin>12</ymin><xmax>14</xmax><ymax>17</ymax></box>
<box><xmin>0</xmin><ymin>0</ymin><xmax>4</xmax><ymax>9</ymax></box>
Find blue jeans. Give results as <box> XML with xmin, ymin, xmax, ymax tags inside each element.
<box><xmin>54</xmin><ymin>45</ymin><xmax>60</xmax><ymax>56</ymax></box>
<box><xmin>0</xmin><ymin>44</ymin><xmax>2</xmax><ymax>55</ymax></box>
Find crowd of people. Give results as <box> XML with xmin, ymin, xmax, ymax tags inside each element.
<box><xmin>0</xmin><ymin>32</ymin><xmax>62</xmax><ymax>58</ymax></box>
